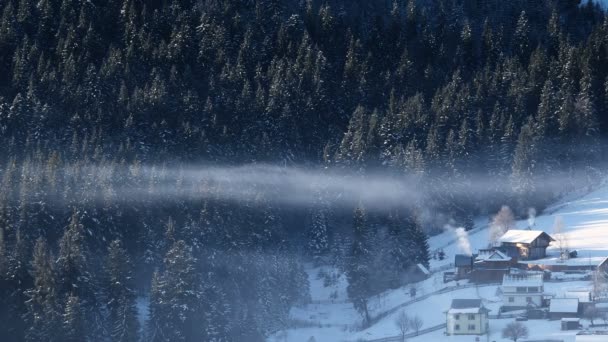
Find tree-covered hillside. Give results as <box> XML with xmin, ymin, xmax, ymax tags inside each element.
<box><xmin>1</xmin><ymin>0</ymin><xmax>608</xmax><ymax>341</ymax></box>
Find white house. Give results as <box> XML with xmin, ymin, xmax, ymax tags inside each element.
<box><xmin>501</xmin><ymin>273</ymin><xmax>544</xmax><ymax>309</ymax></box>
<box><xmin>445</xmin><ymin>299</ymin><xmax>490</xmax><ymax>335</ymax></box>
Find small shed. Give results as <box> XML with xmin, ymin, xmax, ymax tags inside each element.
<box><xmin>403</xmin><ymin>263</ymin><xmax>431</xmax><ymax>284</ymax></box>
<box><xmin>561</xmin><ymin>317</ymin><xmax>580</xmax><ymax>330</ymax></box>
<box><xmin>549</xmin><ymin>298</ymin><xmax>579</xmax><ymax>319</ymax></box>
<box><xmin>455</xmin><ymin>254</ymin><xmax>473</xmax><ymax>279</ymax></box>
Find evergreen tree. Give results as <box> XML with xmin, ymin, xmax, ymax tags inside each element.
<box><xmin>105</xmin><ymin>239</ymin><xmax>139</xmax><ymax>342</ymax></box>
<box><xmin>346</xmin><ymin>206</ymin><xmax>372</xmax><ymax>325</ymax></box>
<box><xmin>149</xmin><ymin>240</ymin><xmax>203</xmax><ymax>342</ymax></box>
<box><xmin>63</xmin><ymin>295</ymin><xmax>85</xmax><ymax>342</ymax></box>
<box><xmin>24</xmin><ymin>237</ymin><xmax>61</xmax><ymax>342</ymax></box>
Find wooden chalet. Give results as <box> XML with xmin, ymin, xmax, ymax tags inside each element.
<box><xmin>498</xmin><ymin>230</ymin><xmax>554</xmax><ymax>260</ymax></box>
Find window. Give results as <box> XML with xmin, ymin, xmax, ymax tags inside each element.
<box><xmin>508</xmin><ymin>297</ymin><xmax>514</xmax><ymax>303</ymax></box>
<box><xmin>528</xmin><ymin>287</ymin><xmax>538</xmax><ymax>292</ymax></box>
<box><xmin>468</xmin><ymin>314</ymin><xmax>475</xmax><ymax>320</ymax></box>
<box><xmin>455</xmin><ymin>324</ymin><xmax>460</xmax><ymax>331</ymax></box>
<box><xmin>454</xmin><ymin>314</ymin><xmax>460</xmax><ymax>320</ymax></box>
<box><xmin>516</xmin><ymin>287</ymin><xmax>527</xmax><ymax>293</ymax></box>
<box><xmin>468</xmin><ymin>324</ymin><xmax>476</xmax><ymax>330</ymax></box>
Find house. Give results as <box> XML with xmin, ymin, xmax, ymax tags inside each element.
<box><xmin>470</xmin><ymin>249</ymin><xmax>514</xmax><ymax>283</ymax></box>
<box><xmin>549</xmin><ymin>298</ymin><xmax>579</xmax><ymax>319</ymax></box>
<box><xmin>502</xmin><ymin>273</ymin><xmax>544</xmax><ymax>309</ymax></box>
<box><xmin>455</xmin><ymin>254</ymin><xmax>473</xmax><ymax>279</ymax></box>
<box><xmin>498</xmin><ymin>230</ymin><xmax>554</xmax><ymax>260</ymax></box>
<box><xmin>445</xmin><ymin>299</ymin><xmax>490</xmax><ymax>335</ymax></box>
<box><xmin>576</xmin><ymin>331</ymin><xmax>608</xmax><ymax>341</ymax></box>
<box><xmin>561</xmin><ymin>317</ymin><xmax>580</xmax><ymax>330</ymax></box>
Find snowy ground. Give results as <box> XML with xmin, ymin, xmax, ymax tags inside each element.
<box><xmin>270</xmin><ymin>183</ymin><xmax>608</xmax><ymax>342</ymax></box>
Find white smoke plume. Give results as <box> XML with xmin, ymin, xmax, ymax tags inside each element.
<box><xmin>444</xmin><ymin>222</ymin><xmax>472</xmax><ymax>256</ymax></box>
<box><xmin>527</xmin><ymin>207</ymin><xmax>537</xmax><ymax>229</ymax></box>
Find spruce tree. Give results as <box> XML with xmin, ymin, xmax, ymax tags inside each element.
<box><xmin>63</xmin><ymin>295</ymin><xmax>85</xmax><ymax>342</ymax></box>
<box><xmin>346</xmin><ymin>206</ymin><xmax>372</xmax><ymax>325</ymax></box>
<box><xmin>24</xmin><ymin>237</ymin><xmax>61</xmax><ymax>342</ymax></box>
<box><xmin>105</xmin><ymin>239</ymin><xmax>139</xmax><ymax>342</ymax></box>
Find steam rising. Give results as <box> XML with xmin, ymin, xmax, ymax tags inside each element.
<box><xmin>444</xmin><ymin>223</ymin><xmax>472</xmax><ymax>256</ymax></box>
<box><xmin>527</xmin><ymin>207</ymin><xmax>537</xmax><ymax>229</ymax></box>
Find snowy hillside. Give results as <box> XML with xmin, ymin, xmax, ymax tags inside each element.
<box><xmin>584</xmin><ymin>0</ymin><xmax>608</xmax><ymax>8</ymax></box>
<box><xmin>270</xmin><ymin>183</ymin><xmax>608</xmax><ymax>342</ymax></box>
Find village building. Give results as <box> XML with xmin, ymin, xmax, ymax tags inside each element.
<box><xmin>520</xmin><ymin>256</ymin><xmax>608</xmax><ymax>273</ymax></box>
<box><xmin>549</xmin><ymin>298</ymin><xmax>580</xmax><ymax>319</ymax></box>
<box><xmin>445</xmin><ymin>299</ymin><xmax>489</xmax><ymax>336</ymax></box>
<box><xmin>470</xmin><ymin>249</ymin><xmax>514</xmax><ymax>283</ymax></box>
<box><xmin>561</xmin><ymin>318</ymin><xmax>581</xmax><ymax>330</ymax></box>
<box><xmin>565</xmin><ymin>290</ymin><xmax>593</xmax><ymax>312</ymax></box>
<box><xmin>498</xmin><ymin>230</ymin><xmax>554</xmax><ymax>260</ymax></box>
<box><xmin>454</xmin><ymin>254</ymin><xmax>473</xmax><ymax>279</ymax></box>
<box><xmin>501</xmin><ymin>273</ymin><xmax>545</xmax><ymax>309</ymax></box>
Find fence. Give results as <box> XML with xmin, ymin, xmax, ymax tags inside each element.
<box><xmin>369</xmin><ymin>283</ymin><xmax>500</xmax><ymax>325</ymax></box>
<box><xmin>361</xmin><ymin>323</ymin><xmax>447</xmax><ymax>342</ymax></box>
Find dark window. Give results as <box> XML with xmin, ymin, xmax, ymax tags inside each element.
<box><xmin>516</xmin><ymin>287</ymin><xmax>526</xmax><ymax>293</ymax></box>
<box><xmin>509</xmin><ymin>297</ymin><xmax>514</xmax><ymax>303</ymax></box>
<box><xmin>468</xmin><ymin>324</ymin><xmax>475</xmax><ymax>330</ymax></box>
<box><xmin>455</xmin><ymin>324</ymin><xmax>460</xmax><ymax>331</ymax></box>
<box><xmin>468</xmin><ymin>314</ymin><xmax>475</xmax><ymax>320</ymax></box>
<box><xmin>454</xmin><ymin>314</ymin><xmax>460</xmax><ymax>320</ymax></box>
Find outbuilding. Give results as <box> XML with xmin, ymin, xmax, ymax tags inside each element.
<box><xmin>561</xmin><ymin>317</ymin><xmax>580</xmax><ymax>330</ymax></box>
<box><xmin>549</xmin><ymin>298</ymin><xmax>579</xmax><ymax>319</ymax></box>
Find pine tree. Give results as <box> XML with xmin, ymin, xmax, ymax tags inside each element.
<box><xmin>149</xmin><ymin>240</ymin><xmax>203</xmax><ymax>342</ymax></box>
<box><xmin>105</xmin><ymin>239</ymin><xmax>139</xmax><ymax>342</ymax></box>
<box><xmin>56</xmin><ymin>212</ymin><xmax>100</xmax><ymax>340</ymax></box>
<box><xmin>24</xmin><ymin>237</ymin><xmax>61</xmax><ymax>342</ymax></box>
<box><xmin>63</xmin><ymin>295</ymin><xmax>85</xmax><ymax>342</ymax></box>
<box><xmin>346</xmin><ymin>206</ymin><xmax>372</xmax><ymax>325</ymax></box>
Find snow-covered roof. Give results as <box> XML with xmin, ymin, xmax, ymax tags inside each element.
<box><xmin>447</xmin><ymin>299</ymin><xmax>489</xmax><ymax>314</ymax></box>
<box><xmin>562</xmin><ymin>318</ymin><xmax>580</xmax><ymax>322</ymax></box>
<box><xmin>475</xmin><ymin>249</ymin><xmax>511</xmax><ymax>262</ymax></box>
<box><xmin>565</xmin><ymin>291</ymin><xmax>592</xmax><ymax>303</ymax></box>
<box><xmin>549</xmin><ymin>298</ymin><xmax>579</xmax><ymax>313</ymax></box>
<box><xmin>519</xmin><ymin>256</ymin><xmax>608</xmax><ymax>267</ymax></box>
<box><xmin>498</xmin><ymin>230</ymin><xmax>554</xmax><ymax>244</ymax></box>
<box><xmin>502</xmin><ymin>273</ymin><xmax>544</xmax><ymax>287</ymax></box>
<box><xmin>417</xmin><ymin>263</ymin><xmax>430</xmax><ymax>275</ymax></box>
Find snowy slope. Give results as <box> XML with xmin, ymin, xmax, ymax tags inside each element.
<box><xmin>271</xmin><ymin>183</ymin><xmax>608</xmax><ymax>342</ymax></box>
<box><xmin>583</xmin><ymin>0</ymin><xmax>608</xmax><ymax>9</ymax></box>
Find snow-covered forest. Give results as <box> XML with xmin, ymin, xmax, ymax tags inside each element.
<box><xmin>1</xmin><ymin>0</ymin><xmax>608</xmax><ymax>341</ymax></box>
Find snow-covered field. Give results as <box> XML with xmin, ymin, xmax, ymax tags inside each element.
<box><xmin>270</xmin><ymin>183</ymin><xmax>608</xmax><ymax>342</ymax></box>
